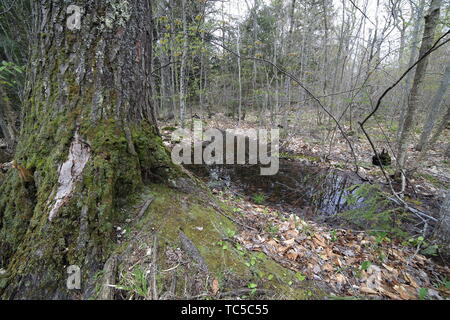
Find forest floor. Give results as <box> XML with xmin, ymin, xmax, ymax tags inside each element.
<box><xmin>157</xmin><ymin>111</ymin><xmax>450</xmax><ymax>300</ymax></box>
<box><xmin>215</xmin><ymin>186</ymin><xmax>450</xmax><ymax>300</ymax></box>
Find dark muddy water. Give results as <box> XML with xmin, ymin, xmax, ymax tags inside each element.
<box><xmin>185</xmin><ymin>159</ymin><xmax>365</xmax><ymax>219</ymax></box>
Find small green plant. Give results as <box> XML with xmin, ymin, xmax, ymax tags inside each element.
<box><xmin>217</xmin><ymin>240</ymin><xmax>229</xmax><ymax>250</ymax></box>
<box><xmin>295</xmin><ymin>272</ymin><xmax>306</xmax><ymax>282</ymax></box>
<box><xmin>267</xmin><ymin>224</ymin><xmax>279</xmax><ymax>235</ymax></box>
<box><xmin>305</xmin><ymin>290</ymin><xmax>313</xmax><ymax>297</ymax></box>
<box><xmin>225</xmin><ymin>228</ymin><xmax>236</xmax><ymax>238</ymax></box>
<box><xmin>161</xmin><ymin>126</ymin><xmax>178</xmax><ymax>132</ymax></box>
<box><xmin>252</xmin><ymin>193</ymin><xmax>266</xmax><ymax>205</ymax></box>
<box><xmin>433</xmin><ymin>276</ymin><xmax>450</xmax><ymax>291</ymax></box>
<box><xmin>402</xmin><ymin>237</ymin><xmax>439</xmax><ymax>257</ymax></box>
<box><xmin>330</xmin><ymin>230</ymin><xmax>338</xmax><ymax>242</ymax></box>
<box><xmin>373</xmin><ymin>232</ymin><xmax>391</xmax><ymax>245</ymax></box>
<box><xmin>406</xmin><ymin>236</ymin><xmax>425</xmax><ymax>246</ymax></box>
<box><xmin>232</xmin><ymin>207</ymin><xmax>242</xmax><ymax>214</ymax></box>
<box><xmin>0</xmin><ymin>61</ymin><xmax>24</xmax><ymax>87</ymax></box>
<box><xmin>235</xmin><ymin>243</ymin><xmax>245</xmax><ymax>253</ymax></box>
<box><xmin>421</xmin><ymin>244</ymin><xmax>439</xmax><ymax>256</ymax></box>
<box><xmin>360</xmin><ymin>261</ymin><xmax>372</xmax><ymax>271</ymax></box>
<box><xmin>245</xmin><ymin>256</ymin><xmax>258</xmax><ymax>267</ymax></box>
<box><xmin>418</xmin><ymin>288</ymin><xmax>428</xmax><ymax>300</ymax></box>
<box><xmin>247</xmin><ymin>283</ymin><xmax>258</xmax><ymax>295</ymax></box>
<box><xmin>118</xmin><ymin>266</ymin><xmax>149</xmax><ymax>299</ymax></box>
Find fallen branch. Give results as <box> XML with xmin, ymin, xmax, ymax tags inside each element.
<box><xmin>137</xmin><ymin>196</ymin><xmax>155</xmax><ymax>220</ymax></box>
<box><xmin>387</xmin><ymin>196</ymin><xmax>438</xmax><ymax>223</ymax></box>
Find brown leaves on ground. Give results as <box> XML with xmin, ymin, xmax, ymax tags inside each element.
<box><xmin>220</xmin><ymin>192</ymin><xmax>450</xmax><ymax>300</ymax></box>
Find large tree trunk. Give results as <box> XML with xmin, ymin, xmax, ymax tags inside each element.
<box><xmin>0</xmin><ymin>0</ymin><xmax>174</xmax><ymax>299</ymax></box>
<box><xmin>396</xmin><ymin>0</ymin><xmax>442</xmax><ymax>173</ymax></box>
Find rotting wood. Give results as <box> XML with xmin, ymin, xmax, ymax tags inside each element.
<box><xmin>99</xmin><ymin>255</ymin><xmax>118</xmax><ymax>300</ymax></box>
<box><xmin>179</xmin><ymin>230</ymin><xmax>208</xmax><ymax>272</ymax></box>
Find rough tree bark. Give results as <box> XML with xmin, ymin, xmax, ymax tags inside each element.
<box><xmin>397</xmin><ymin>0</ymin><xmax>426</xmax><ymax>140</ymax></box>
<box><xmin>179</xmin><ymin>0</ymin><xmax>188</xmax><ymax>127</ymax></box>
<box><xmin>396</xmin><ymin>0</ymin><xmax>442</xmax><ymax>173</ymax></box>
<box><xmin>0</xmin><ymin>85</ymin><xmax>19</xmax><ymax>147</ymax></box>
<box><xmin>0</xmin><ymin>0</ymin><xmax>175</xmax><ymax>299</ymax></box>
<box><xmin>436</xmin><ymin>188</ymin><xmax>450</xmax><ymax>258</ymax></box>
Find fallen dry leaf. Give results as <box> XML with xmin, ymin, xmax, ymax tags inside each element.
<box><xmin>393</xmin><ymin>285</ymin><xmax>417</xmax><ymax>300</ymax></box>
<box><xmin>212</xmin><ymin>279</ymin><xmax>219</xmax><ymax>295</ymax></box>
<box><xmin>360</xmin><ymin>286</ymin><xmax>378</xmax><ymax>295</ymax></box>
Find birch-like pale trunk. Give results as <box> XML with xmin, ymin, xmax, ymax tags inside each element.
<box><xmin>397</xmin><ymin>0</ymin><xmax>426</xmax><ymax>139</ymax></box>
<box><xmin>396</xmin><ymin>0</ymin><xmax>442</xmax><ymax>173</ymax></box>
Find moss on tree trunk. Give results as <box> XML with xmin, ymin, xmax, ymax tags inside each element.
<box><xmin>0</xmin><ymin>0</ymin><xmax>171</xmax><ymax>298</ymax></box>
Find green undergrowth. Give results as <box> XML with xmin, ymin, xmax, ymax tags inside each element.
<box><xmin>339</xmin><ymin>184</ymin><xmax>411</xmax><ymax>239</ymax></box>
<box><xmin>419</xmin><ymin>173</ymin><xmax>447</xmax><ymax>189</ymax></box>
<box><xmin>100</xmin><ymin>184</ymin><xmax>325</xmax><ymax>300</ymax></box>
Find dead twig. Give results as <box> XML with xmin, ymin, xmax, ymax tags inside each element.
<box><xmin>137</xmin><ymin>196</ymin><xmax>155</xmax><ymax>220</ymax></box>
<box><xmin>149</xmin><ymin>234</ymin><xmax>158</xmax><ymax>300</ymax></box>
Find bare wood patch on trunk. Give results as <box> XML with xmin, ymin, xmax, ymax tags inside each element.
<box><xmin>48</xmin><ymin>131</ymin><xmax>90</xmax><ymax>221</ymax></box>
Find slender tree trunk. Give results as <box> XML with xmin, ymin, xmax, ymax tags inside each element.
<box><xmin>281</xmin><ymin>0</ymin><xmax>295</xmax><ymax>131</ymax></box>
<box><xmin>416</xmin><ymin>104</ymin><xmax>450</xmax><ymax>164</ymax></box>
<box><xmin>398</xmin><ymin>24</ymin><xmax>406</xmax><ymax>65</ymax></box>
<box><xmin>398</xmin><ymin>0</ymin><xmax>426</xmax><ymax>139</ymax></box>
<box><xmin>199</xmin><ymin>31</ymin><xmax>205</xmax><ymax>118</ymax></box>
<box><xmin>396</xmin><ymin>0</ymin><xmax>442</xmax><ymax>173</ymax></box>
<box><xmin>179</xmin><ymin>0</ymin><xmax>188</xmax><ymax>127</ymax></box>
<box><xmin>237</xmin><ymin>22</ymin><xmax>242</xmax><ymax>125</ymax></box>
